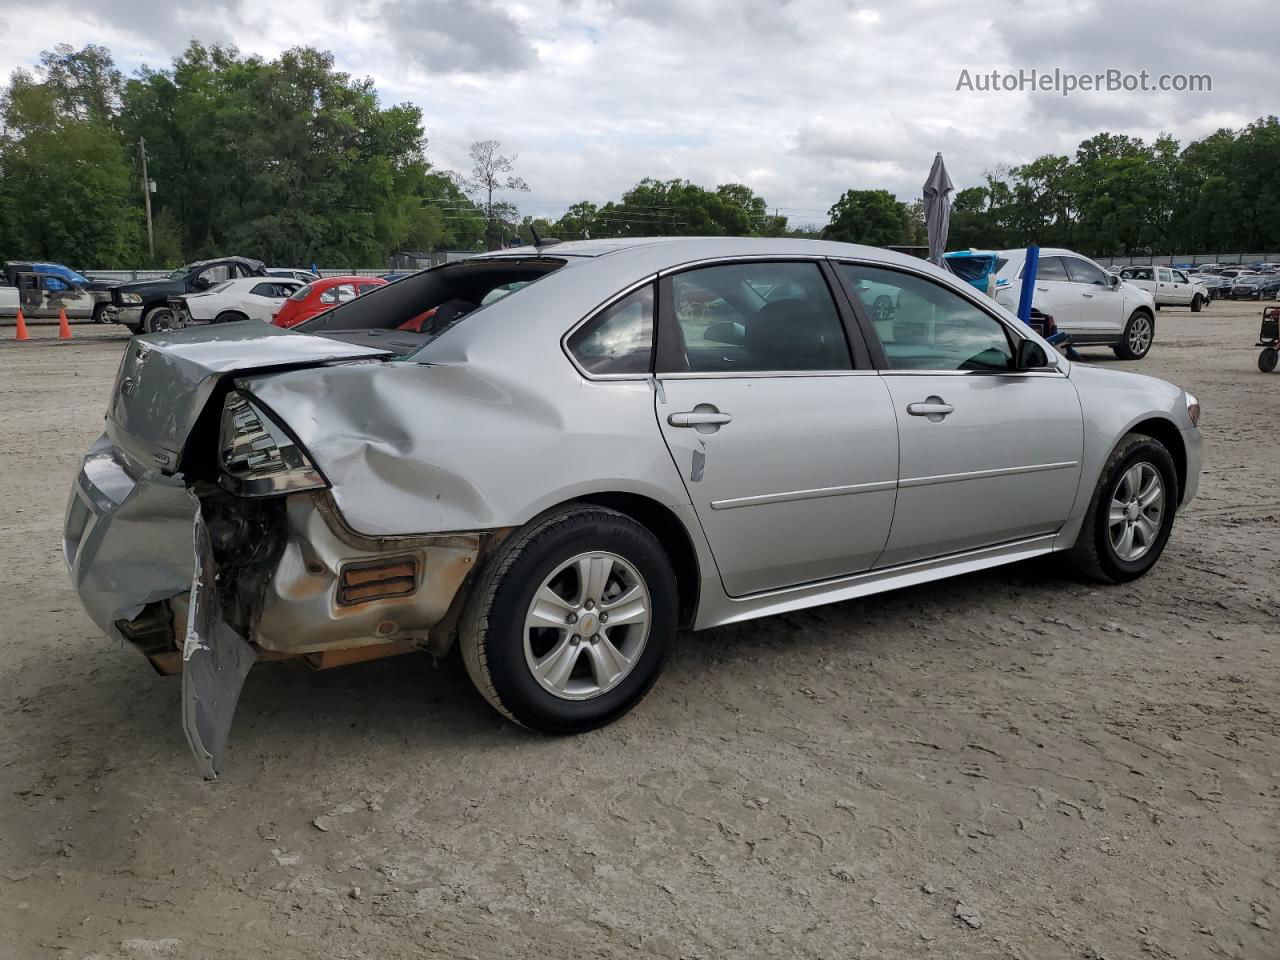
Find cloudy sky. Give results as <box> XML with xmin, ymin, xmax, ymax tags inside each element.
<box><xmin>0</xmin><ymin>0</ymin><xmax>1274</xmax><ymax>226</ymax></box>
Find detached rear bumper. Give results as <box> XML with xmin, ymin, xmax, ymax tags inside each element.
<box><xmin>64</xmin><ymin>433</ymin><xmax>198</xmax><ymax>643</ymax></box>
<box><xmin>64</xmin><ymin>434</ymin><xmax>485</xmax><ymax>777</ymax></box>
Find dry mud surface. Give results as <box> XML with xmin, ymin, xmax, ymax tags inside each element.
<box><xmin>0</xmin><ymin>303</ymin><xmax>1276</xmax><ymax>960</ymax></box>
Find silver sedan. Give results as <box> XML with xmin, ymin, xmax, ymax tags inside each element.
<box><xmin>64</xmin><ymin>237</ymin><xmax>1202</xmax><ymax>776</ymax></box>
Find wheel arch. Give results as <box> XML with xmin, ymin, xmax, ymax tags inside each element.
<box><xmin>1125</xmin><ymin>416</ymin><xmax>1186</xmax><ymax>504</ymax></box>
<box><xmin>567</xmin><ymin>492</ymin><xmax>702</xmax><ymax>628</ymax></box>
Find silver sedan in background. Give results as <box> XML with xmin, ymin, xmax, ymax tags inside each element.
<box><xmin>64</xmin><ymin>237</ymin><xmax>1202</xmax><ymax>776</ymax></box>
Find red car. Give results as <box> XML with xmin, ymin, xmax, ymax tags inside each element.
<box><xmin>271</xmin><ymin>275</ymin><xmax>387</xmax><ymax>328</ymax></box>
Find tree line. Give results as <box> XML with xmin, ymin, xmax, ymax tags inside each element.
<box><xmin>2</xmin><ymin>42</ymin><xmax>1278</xmax><ymax>269</ymax></box>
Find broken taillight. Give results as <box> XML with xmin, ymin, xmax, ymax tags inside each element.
<box><xmin>219</xmin><ymin>391</ymin><xmax>326</xmax><ymax>497</ymax></box>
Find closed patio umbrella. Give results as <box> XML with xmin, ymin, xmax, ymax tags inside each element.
<box><xmin>923</xmin><ymin>152</ymin><xmax>955</xmax><ymax>265</ymax></box>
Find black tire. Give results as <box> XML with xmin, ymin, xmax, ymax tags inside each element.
<box><xmin>459</xmin><ymin>504</ymin><xmax>678</xmax><ymax>734</ymax></box>
<box><xmin>214</xmin><ymin>311</ymin><xmax>249</xmax><ymax>324</ymax></box>
<box><xmin>141</xmin><ymin>305</ymin><xmax>178</xmax><ymax>334</ymax></box>
<box><xmin>1068</xmin><ymin>433</ymin><xmax>1179</xmax><ymax>584</ymax></box>
<box><xmin>91</xmin><ymin>303</ymin><xmax>109</xmax><ymax>324</ymax></box>
<box><xmin>1190</xmin><ymin>294</ymin><xmax>1203</xmax><ymax>313</ymax></box>
<box><xmin>1113</xmin><ymin>310</ymin><xmax>1155</xmax><ymax>359</ymax></box>
<box><xmin>1260</xmin><ymin>347</ymin><xmax>1279</xmax><ymax>373</ymax></box>
<box><xmin>872</xmin><ymin>295</ymin><xmax>895</xmax><ymax>322</ymax></box>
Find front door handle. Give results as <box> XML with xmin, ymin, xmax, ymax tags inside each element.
<box><xmin>1082</xmin><ymin>292</ymin><xmax>1094</xmax><ymax>298</ymax></box>
<box><xmin>906</xmin><ymin>396</ymin><xmax>954</xmax><ymax>421</ymax></box>
<box><xmin>1036</xmin><ymin>286</ymin><xmax>1048</xmax><ymax>292</ymax></box>
<box><xmin>668</xmin><ymin>409</ymin><xmax>733</xmax><ymax>428</ymax></box>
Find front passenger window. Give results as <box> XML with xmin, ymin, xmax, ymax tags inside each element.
<box><xmin>835</xmin><ymin>264</ymin><xmax>1013</xmax><ymax>372</ymax></box>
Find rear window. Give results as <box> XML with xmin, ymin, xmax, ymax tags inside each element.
<box><xmin>297</xmin><ymin>257</ymin><xmax>567</xmax><ymax>344</ymax></box>
<box><xmin>289</xmin><ymin>283</ymin><xmax>314</xmax><ymax>302</ymax></box>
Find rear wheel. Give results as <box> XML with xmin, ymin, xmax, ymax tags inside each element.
<box><xmin>214</xmin><ymin>310</ymin><xmax>248</xmax><ymax>324</ymax></box>
<box><xmin>1068</xmin><ymin>433</ymin><xmax>1178</xmax><ymax>584</ymax></box>
<box><xmin>1260</xmin><ymin>347</ymin><xmax>1278</xmax><ymax>373</ymax></box>
<box><xmin>1113</xmin><ymin>310</ymin><xmax>1154</xmax><ymax>359</ymax></box>
<box><xmin>459</xmin><ymin>505</ymin><xmax>678</xmax><ymax>734</ymax></box>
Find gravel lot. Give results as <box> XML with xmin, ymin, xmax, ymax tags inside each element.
<box><xmin>1</xmin><ymin>302</ymin><xmax>1276</xmax><ymax>960</ymax></box>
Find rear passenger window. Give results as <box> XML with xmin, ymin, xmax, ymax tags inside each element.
<box><xmin>836</xmin><ymin>263</ymin><xmax>1013</xmax><ymax>372</ymax></box>
<box><xmin>663</xmin><ymin>261</ymin><xmax>851</xmax><ymax>373</ymax></box>
<box><xmin>566</xmin><ymin>284</ymin><xmax>654</xmax><ymax>376</ymax></box>
<box><xmin>1034</xmin><ymin>257</ymin><xmax>1069</xmax><ymax>281</ymax></box>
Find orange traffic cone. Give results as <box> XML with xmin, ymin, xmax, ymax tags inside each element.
<box><xmin>58</xmin><ymin>307</ymin><xmax>72</xmax><ymax>339</ymax></box>
<box><xmin>15</xmin><ymin>308</ymin><xmax>29</xmax><ymax>341</ymax></box>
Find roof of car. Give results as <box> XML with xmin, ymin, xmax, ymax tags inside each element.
<box><xmin>477</xmin><ymin>235</ymin><xmax>936</xmax><ymax>271</ymax></box>
<box><xmin>305</xmin><ymin>275</ymin><xmax>387</xmax><ymax>288</ymax></box>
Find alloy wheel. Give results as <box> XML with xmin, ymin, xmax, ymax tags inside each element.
<box><xmin>523</xmin><ymin>552</ymin><xmax>652</xmax><ymax>701</ymax></box>
<box><xmin>1108</xmin><ymin>462</ymin><xmax>1164</xmax><ymax>562</ymax></box>
<box><xmin>1128</xmin><ymin>315</ymin><xmax>1152</xmax><ymax>355</ymax></box>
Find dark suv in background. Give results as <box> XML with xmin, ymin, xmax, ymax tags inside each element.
<box><xmin>108</xmin><ymin>256</ymin><xmax>267</xmax><ymax>333</ymax></box>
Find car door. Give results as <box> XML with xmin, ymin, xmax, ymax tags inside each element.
<box><xmin>1063</xmin><ymin>255</ymin><xmax>1124</xmax><ymax>336</ymax></box>
<box><xmin>1155</xmin><ymin>267</ymin><xmax>1178</xmax><ymax>305</ymax></box>
<box><xmin>43</xmin><ymin>275</ymin><xmax>94</xmax><ymax>318</ymax></box>
<box><xmin>1168</xmin><ymin>270</ymin><xmax>1195</xmax><ymax>305</ymax></box>
<box><xmin>831</xmin><ymin>261</ymin><xmax>1083</xmax><ymax>567</ymax></box>
<box><xmin>650</xmin><ymin>260</ymin><xmax>899</xmax><ymax>596</ymax></box>
<box><xmin>1025</xmin><ymin>256</ymin><xmax>1081</xmax><ymax>327</ymax></box>
<box><xmin>243</xmin><ymin>281</ymin><xmax>295</xmax><ymax>321</ymax></box>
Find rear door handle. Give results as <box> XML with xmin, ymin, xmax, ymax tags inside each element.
<box><xmin>668</xmin><ymin>410</ymin><xmax>733</xmax><ymax>428</ymax></box>
<box><xmin>906</xmin><ymin>396</ymin><xmax>954</xmax><ymax>420</ymax></box>
<box><xmin>1082</xmin><ymin>292</ymin><xmax>1094</xmax><ymax>298</ymax></box>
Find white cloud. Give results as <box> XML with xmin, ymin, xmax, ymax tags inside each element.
<box><xmin>0</xmin><ymin>0</ymin><xmax>1271</xmax><ymax>226</ymax></box>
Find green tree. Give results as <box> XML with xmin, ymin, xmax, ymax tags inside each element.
<box><xmin>0</xmin><ymin>60</ymin><xmax>138</xmax><ymax>266</ymax></box>
<box><xmin>822</xmin><ymin>189</ymin><xmax>912</xmax><ymax>246</ymax></box>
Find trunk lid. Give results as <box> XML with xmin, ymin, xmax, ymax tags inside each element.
<box><xmin>107</xmin><ymin>321</ymin><xmax>391</xmax><ymax>473</ymax></box>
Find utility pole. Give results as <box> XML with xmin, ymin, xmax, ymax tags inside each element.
<box><xmin>139</xmin><ymin>137</ymin><xmax>155</xmax><ymax>260</ymax></box>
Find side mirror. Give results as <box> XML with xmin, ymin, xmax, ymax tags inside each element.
<box><xmin>1015</xmin><ymin>338</ymin><xmax>1050</xmax><ymax>370</ymax></box>
<box><xmin>1109</xmin><ymin>273</ymin><xmax>1121</xmax><ymax>288</ymax></box>
<box><xmin>192</xmin><ymin>276</ymin><xmax>211</xmax><ymax>291</ymax></box>
<box><xmin>704</xmin><ymin>320</ymin><xmax>745</xmax><ymax>345</ymax></box>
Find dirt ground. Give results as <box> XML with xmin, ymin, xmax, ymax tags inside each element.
<box><xmin>0</xmin><ymin>302</ymin><xmax>1276</xmax><ymax>960</ymax></box>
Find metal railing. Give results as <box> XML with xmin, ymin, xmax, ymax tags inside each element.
<box><xmin>1094</xmin><ymin>252</ymin><xmax>1280</xmax><ymax>268</ymax></box>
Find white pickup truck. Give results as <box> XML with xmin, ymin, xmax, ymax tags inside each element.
<box><xmin>1117</xmin><ymin>265</ymin><xmax>1209</xmax><ymax>311</ymax></box>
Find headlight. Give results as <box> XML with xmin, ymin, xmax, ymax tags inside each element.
<box><xmin>120</xmin><ymin>292</ymin><xmax>143</xmax><ymax>305</ymax></box>
<box><xmin>219</xmin><ymin>391</ymin><xmax>326</xmax><ymax>496</ymax></box>
<box><xmin>1185</xmin><ymin>391</ymin><xmax>1201</xmax><ymax>427</ymax></box>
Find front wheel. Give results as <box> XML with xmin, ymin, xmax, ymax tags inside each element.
<box><xmin>1260</xmin><ymin>347</ymin><xmax>1279</xmax><ymax>373</ymax></box>
<box><xmin>1068</xmin><ymin>433</ymin><xmax>1178</xmax><ymax>584</ymax></box>
<box><xmin>1113</xmin><ymin>310</ymin><xmax>1154</xmax><ymax>359</ymax></box>
<box><xmin>459</xmin><ymin>505</ymin><xmax>678</xmax><ymax>734</ymax></box>
<box><xmin>1191</xmin><ymin>294</ymin><xmax>1204</xmax><ymax>313</ymax></box>
<box><xmin>91</xmin><ymin>303</ymin><xmax>109</xmax><ymax>324</ymax></box>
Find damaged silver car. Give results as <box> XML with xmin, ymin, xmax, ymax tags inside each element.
<box><xmin>65</xmin><ymin>237</ymin><xmax>1202</xmax><ymax>777</ymax></box>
